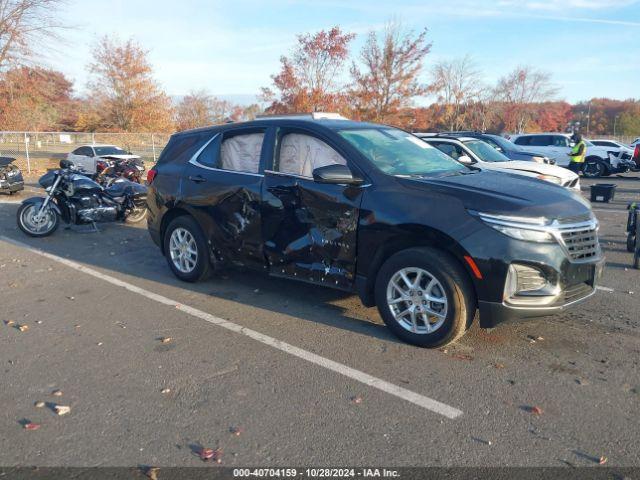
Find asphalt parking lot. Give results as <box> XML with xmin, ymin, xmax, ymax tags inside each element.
<box><xmin>0</xmin><ymin>174</ymin><xmax>639</xmax><ymax>467</ymax></box>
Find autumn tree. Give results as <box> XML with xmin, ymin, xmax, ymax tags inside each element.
<box><xmin>86</xmin><ymin>36</ymin><xmax>174</xmax><ymax>132</ymax></box>
<box><xmin>261</xmin><ymin>26</ymin><xmax>355</xmax><ymax>114</ymax></box>
<box><xmin>494</xmin><ymin>66</ymin><xmax>558</xmax><ymax>132</ymax></box>
<box><xmin>0</xmin><ymin>0</ymin><xmax>66</xmax><ymax>70</ymax></box>
<box><xmin>175</xmin><ymin>90</ymin><xmax>238</xmax><ymax>131</ymax></box>
<box><xmin>350</xmin><ymin>22</ymin><xmax>431</xmax><ymax>124</ymax></box>
<box><xmin>0</xmin><ymin>65</ymin><xmax>75</xmax><ymax>130</ymax></box>
<box><xmin>429</xmin><ymin>55</ymin><xmax>483</xmax><ymax>130</ymax></box>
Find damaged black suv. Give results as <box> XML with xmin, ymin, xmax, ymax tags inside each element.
<box><xmin>146</xmin><ymin>114</ymin><xmax>604</xmax><ymax>347</ymax></box>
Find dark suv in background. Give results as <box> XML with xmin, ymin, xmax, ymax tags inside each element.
<box><xmin>146</xmin><ymin>115</ymin><xmax>604</xmax><ymax>347</ymax></box>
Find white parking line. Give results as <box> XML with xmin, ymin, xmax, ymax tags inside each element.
<box><xmin>0</xmin><ymin>235</ymin><xmax>463</xmax><ymax>420</ymax></box>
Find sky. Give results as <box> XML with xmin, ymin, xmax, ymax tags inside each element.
<box><xmin>48</xmin><ymin>0</ymin><xmax>640</xmax><ymax>105</ymax></box>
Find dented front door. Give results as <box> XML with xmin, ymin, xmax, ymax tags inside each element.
<box><xmin>262</xmin><ymin>131</ymin><xmax>364</xmax><ymax>290</ymax></box>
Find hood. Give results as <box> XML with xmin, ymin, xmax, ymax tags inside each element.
<box><xmin>486</xmin><ymin>160</ymin><xmax>577</xmax><ymax>181</ymax></box>
<box><xmin>98</xmin><ymin>154</ymin><xmax>140</xmax><ymax>160</ymax></box>
<box><xmin>0</xmin><ymin>156</ymin><xmax>17</xmax><ymax>167</ymax></box>
<box><xmin>399</xmin><ymin>170</ymin><xmax>591</xmax><ymax>220</ymax></box>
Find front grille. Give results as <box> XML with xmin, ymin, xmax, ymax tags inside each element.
<box><xmin>559</xmin><ymin>224</ymin><xmax>600</xmax><ymax>261</ymax></box>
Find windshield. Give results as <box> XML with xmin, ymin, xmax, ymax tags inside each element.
<box><xmin>94</xmin><ymin>146</ymin><xmax>127</xmax><ymax>156</ymax></box>
<box><xmin>486</xmin><ymin>135</ymin><xmax>513</xmax><ymax>150</ymax></box>
<box><xmin>464</xmin><ymin>140</ymin><xmax>511</xmax><ymax>162</ymax></box>
<box><xmin>338</xmin><ymin>128</ymin><xmax>467</xmax><ymax>177</ymax></box>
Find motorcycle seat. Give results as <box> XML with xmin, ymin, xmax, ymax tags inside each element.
<box><xmin>105</xmin><ymin>180</ymin><xmax>147</xmax><ymax>198</ymax></box>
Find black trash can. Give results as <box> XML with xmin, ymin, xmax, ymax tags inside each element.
<box><xmin>590</xmin><ymin>184</ymin><xmax>617</xmax><ymax>203</ymax></box>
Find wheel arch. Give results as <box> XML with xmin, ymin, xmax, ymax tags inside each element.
<box><xmin>356</xmin><ymin>226</ymin><xmax>479</xmax><ymax>308</ymax></box>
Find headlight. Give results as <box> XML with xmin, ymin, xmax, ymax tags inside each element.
<box><xmin>472</xmin><ymin>211</ymin><xmax>556</xmax><ymax>243</ymax></box>
<box><xmin>536</xmin><ymin>174</ymin><xmax>562</xmax><ymax>185</ymax></box>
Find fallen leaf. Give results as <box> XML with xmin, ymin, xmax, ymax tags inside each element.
<box><xmin>529</xmin><ymin>406</ymin><xmax>543</xmax><ymax>415</ymax></box>
<box><xmin>66</xmin><ymin>296</ymin><xmax>75</xmax><ymax>301</ymax></box>
<box><xmin>34</xmin><ymin>401</ymin><xmax>45</xmax><ymax>408</ymax></box>
<box><xmin>54</xmin><ymin>405</ymin><xmax>71</xmax><ymax>416</ymax></box>
<box><xmin>230</xmin><ymin>426</ymin><xmax>244</xmax><ymax>436</ymax></box>
<box><xmin>97</xmin><ymin>342</ymin><xmax>103</xmax><ymax>346</ymax></box>
<box><xmin>24</xmin><ymin>422</ymin><xmax>41</xmax><ymax>430</ymax></box>
<box><xmin>160</xmin><ymin>388</ymin><xmax>171</xmax><ymax>394</ymax></box>
<box><xmin>494</xmin><ymin>363</ymin><xmax>505</xmax><ymax>369</ymax></box>
<box><xmin>200</xmin><ymin>447</ymin><xmax>223</xmax><ymax>462</ymax></box>
<box><xmin>145</xmin><ymin>467</ymin><xmax>160</xmax><ymax>480</ymax></box>
<box><xmin>160</xmin><ymin>337</ymin><xmax>172</xmax><ymax>344</ymax></box>
<box><xmin>36</xmin><ymin>320</ymin><xmax>43</xmax><ymax>324</ymax></box>
<box><xmin>599</xmin><ymin>456</ymin><xmax>607</xmax><ymax>465</ymax></box>
<box><xmin>452</xmin><ymin>353</ymin><xmax>473</xmax><ymax>361</ymax></box>
<box><xmin>5</xmin><ymin>320</ymin><xmax>15</xmax><ymax>326</ymax></box>
<box><xmin>350</xmin><ymin>395</ymin><xmax>363</xmax><ymax>404</ymax></box>
<box><xmin>52</xmin><ymin>389</ymin><xmax>63</xmax><ymax>397</ymax></box>
<box><xmin>18</xmin><ymin>324</ymin><xmax>29</xmax><ymax>332</ymax></box>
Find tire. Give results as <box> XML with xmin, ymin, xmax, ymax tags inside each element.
<box><xmin>374</xmin><ymin>247</ymin><xmax>476</xmax><ymax>348</ymax></box>
<box><xmin>582</xmin><ymin>159</ymin><xmax>605</xmax><ymax>178</ymax></box>
<box><xmin>125</xmin><ymin>206</ymin><xmax>147</xmax><ymax>224</ymax></box>
<box><xmin>163</xmin><ymin>215</ymin><xmax>211</xmax><ymax>282</ymax></box>
<box><xmin>627</xmin><ymin>234</ymin><xmax>636</xmax><ymax>253</ymax></box>
<box><xmin>17</xmin><ymin>202</ymin><xmax>59</xmax><ymax>237</ymax></box>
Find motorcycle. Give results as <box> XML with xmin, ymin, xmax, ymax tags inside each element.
<box><xmin>16</xmin><ymin>160</ymin><xmax>148</xmax><ymax>238</ymax></box>
<box><xmin>96</xmin><ymin>156</ymin><xmax>145</xmax><ymax>184</ymax></box>
<box><xmin>0</xmin><ymin>157</ymin><xmax>25</xmax><ymax>195</ymax></box>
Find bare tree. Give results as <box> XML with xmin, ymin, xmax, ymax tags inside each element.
<box><xmin>350</xmin><ymin>21</ymin><xmax>432</xmax><ymax>123</ymax></box>
<box><xmin>429</xmin><ymin>55</ymin><xmax>482</xmax><ymax>131</ymax></box>
<box><xmin>0</xmin><ymin>0</ymin><xmax>66</xmax><ymax>70</ymax></box>
<box><xmin>494</xmin><ymin>66</ymin><xmax>559</xmax><ymax>132</ymax></box>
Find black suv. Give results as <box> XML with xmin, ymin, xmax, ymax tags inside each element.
<box><xmin>146</xmin><ymin>115</ymin><xmax>604</xmax><ymax>347</ymax></box>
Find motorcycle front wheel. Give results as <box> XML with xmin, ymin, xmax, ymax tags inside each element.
<box><xmin>125</xmin><ymin>206</ymin><xmax>147</xmax><ymax>224</ymax></box>
<box><xmin>17</xmin><ymin>202</ymin><xmax>59</xmax><ymax>237</ymax></box>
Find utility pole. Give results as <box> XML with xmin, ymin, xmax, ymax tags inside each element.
<box><xmin>586</xmin><ymin>102</ymin><xmax>591</xmax><ymax>136</ymax></box>
<box><xmin>613</xmin><ymin>115</ymin><xmax>619</xmax><ymax>137</ymax></box>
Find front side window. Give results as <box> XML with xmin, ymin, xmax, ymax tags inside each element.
<box><xmin>552</xmin><ymin>136</ymin><xmax>569</xmax><ymax>147</ymax></box>
<box><xmin>429</xmin><ymin>142</ymin><xmax>465</xmax><ymax>160</ymax></box>
<box><xmin>529</xmin><ymin>135</ymin><xmax>553</xmax><ymax>147</ymax></box>
<box><xmin>339</xmin><ymin>128</ymin><xmax>466</xmax><ymax>177</ymax></box>
<box><xmin>513</xmin><ymin>136</ymin><xmax>530</xmax><ymax>146</ymax></box>
<box><xmin>277</xmin><ymin>133</ymin><xmax>346</xmax><ymax>177</ymax></box>
<box><xmin>464</xmin><ymin>140</ymin><xmax>511</xmax><ymax>162</ymax></box>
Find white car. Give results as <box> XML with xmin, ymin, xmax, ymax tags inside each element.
<box><xmin>67</xmin><ymin>144</ymin><xmax>141</xmax><ymax>174</ymax></box>
<box><xmin>416</xmin><ymin>135</ymin><xmax>580</xmax><ymax>191</ymax></box>
<box><xmin>508</xmin><ymin>133</ymin><xmax>634</xmax><ymax>177</ymax></box>
<box><xmin>589</xmin><ymin>139</ymin><xmax>634</xmax><ymax>155</ymax></box>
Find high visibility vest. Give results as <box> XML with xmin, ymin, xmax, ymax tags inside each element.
<box><xmin>570</xmin><ymin>140</ymin><xmax>586</xmax><ymax>163</ymax></box>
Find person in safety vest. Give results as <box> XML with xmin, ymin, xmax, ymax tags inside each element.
<box><xmin>568</xmin><ymin>132</ymin><xmax>586</xmax><ymax>174</ymax></box>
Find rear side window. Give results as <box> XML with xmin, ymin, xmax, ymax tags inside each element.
<box><xmin>220</xmin><ymin>133</ymin><xmax>265</xmax><ymax>173</ymax></box>
<box><xmin>195</xmin><ymin>130</ymin><xmax>266</xmax><ymax>173</ymax></box>
<box><xmin>277</xmin><ymin>133</ymin><xmax>346</xmax><ymax>177</ymax></box>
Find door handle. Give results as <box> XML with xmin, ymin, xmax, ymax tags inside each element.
<box><xmin>188</xmin><ymin>175</ymin><xmax>206</xmax><ymax>183</ymax></box>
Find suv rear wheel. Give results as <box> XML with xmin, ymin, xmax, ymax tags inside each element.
<box><xmin>164</xmin><ymin>215</ymin><xmax>211</xmax><ymax>282</ymax></box>
<box><xmin>374</xmin><ymin>248</ymin><xmax>475</xmax><ymax>348</ymax></box>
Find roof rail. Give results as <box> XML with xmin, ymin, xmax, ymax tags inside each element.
<box><xmin>255</xmin><ymin>112</ymin><xmax>349</xmax><ymax>121</ymax></box>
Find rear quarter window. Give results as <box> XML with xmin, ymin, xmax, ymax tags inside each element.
<box><xmin>157</xmin><ymin>131</ymin><xmax>213</xmax><ymax>164</ymax></box>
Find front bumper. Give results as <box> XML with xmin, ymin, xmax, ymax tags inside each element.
<box><xmin>478</xmin><ymin>256</ymin><xmax>605</xmax><ymax>327</ymax></box>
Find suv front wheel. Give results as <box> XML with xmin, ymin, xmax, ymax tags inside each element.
<box><xmin>164</xmin><ymin>215</ymin><xmax>212</xmax><ymax>282</ymax></box>
<box><xmin>374</xmin><ymin>248</ymin><xmax>476</xmax><ymax>348</ymax></box>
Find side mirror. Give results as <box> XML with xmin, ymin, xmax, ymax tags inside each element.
<box><xmin>59</xmin><ymin>159</ymin><xmax>74</xmax><ymax>169</ymax></box>
<box><xmin>569</xmin><ymin>142</ymin><xmax>576</xmax><ymax>147</ymax></box>
<box><xmin>458</xmin><ymin>155</ymin><xmax>474</xmax><ymax>165</ymax></box>
<box><xmin>312</xmin><ymin>164</ymin><xmax>363</xmax><ymax>185</ymax></box>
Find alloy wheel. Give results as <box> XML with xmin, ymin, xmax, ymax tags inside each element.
<box><xmin>169</xmin><ymin>227</ymin><xmax>198</xmax><ymax>273</ymax></box>
<box><xmin>386</xmin><ymin>267</ymin><xmax>448</xmax><ymax>334</ymax></box>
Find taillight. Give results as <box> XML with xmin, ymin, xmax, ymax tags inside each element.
<box><xmin>147</xmin><ymin>168</ymin><xmax>157</xmax><ymax>184</ymax></box>
<box><xmin>634</xmin><ymin>144</ymin><xmax>640</xmax><ymax>162</ymax></box>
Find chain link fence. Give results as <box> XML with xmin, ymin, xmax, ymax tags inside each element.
<box><xmin>0</xmin><ymin>131</ymin><xmax>172</xmax><ymax>175</ymax></box>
